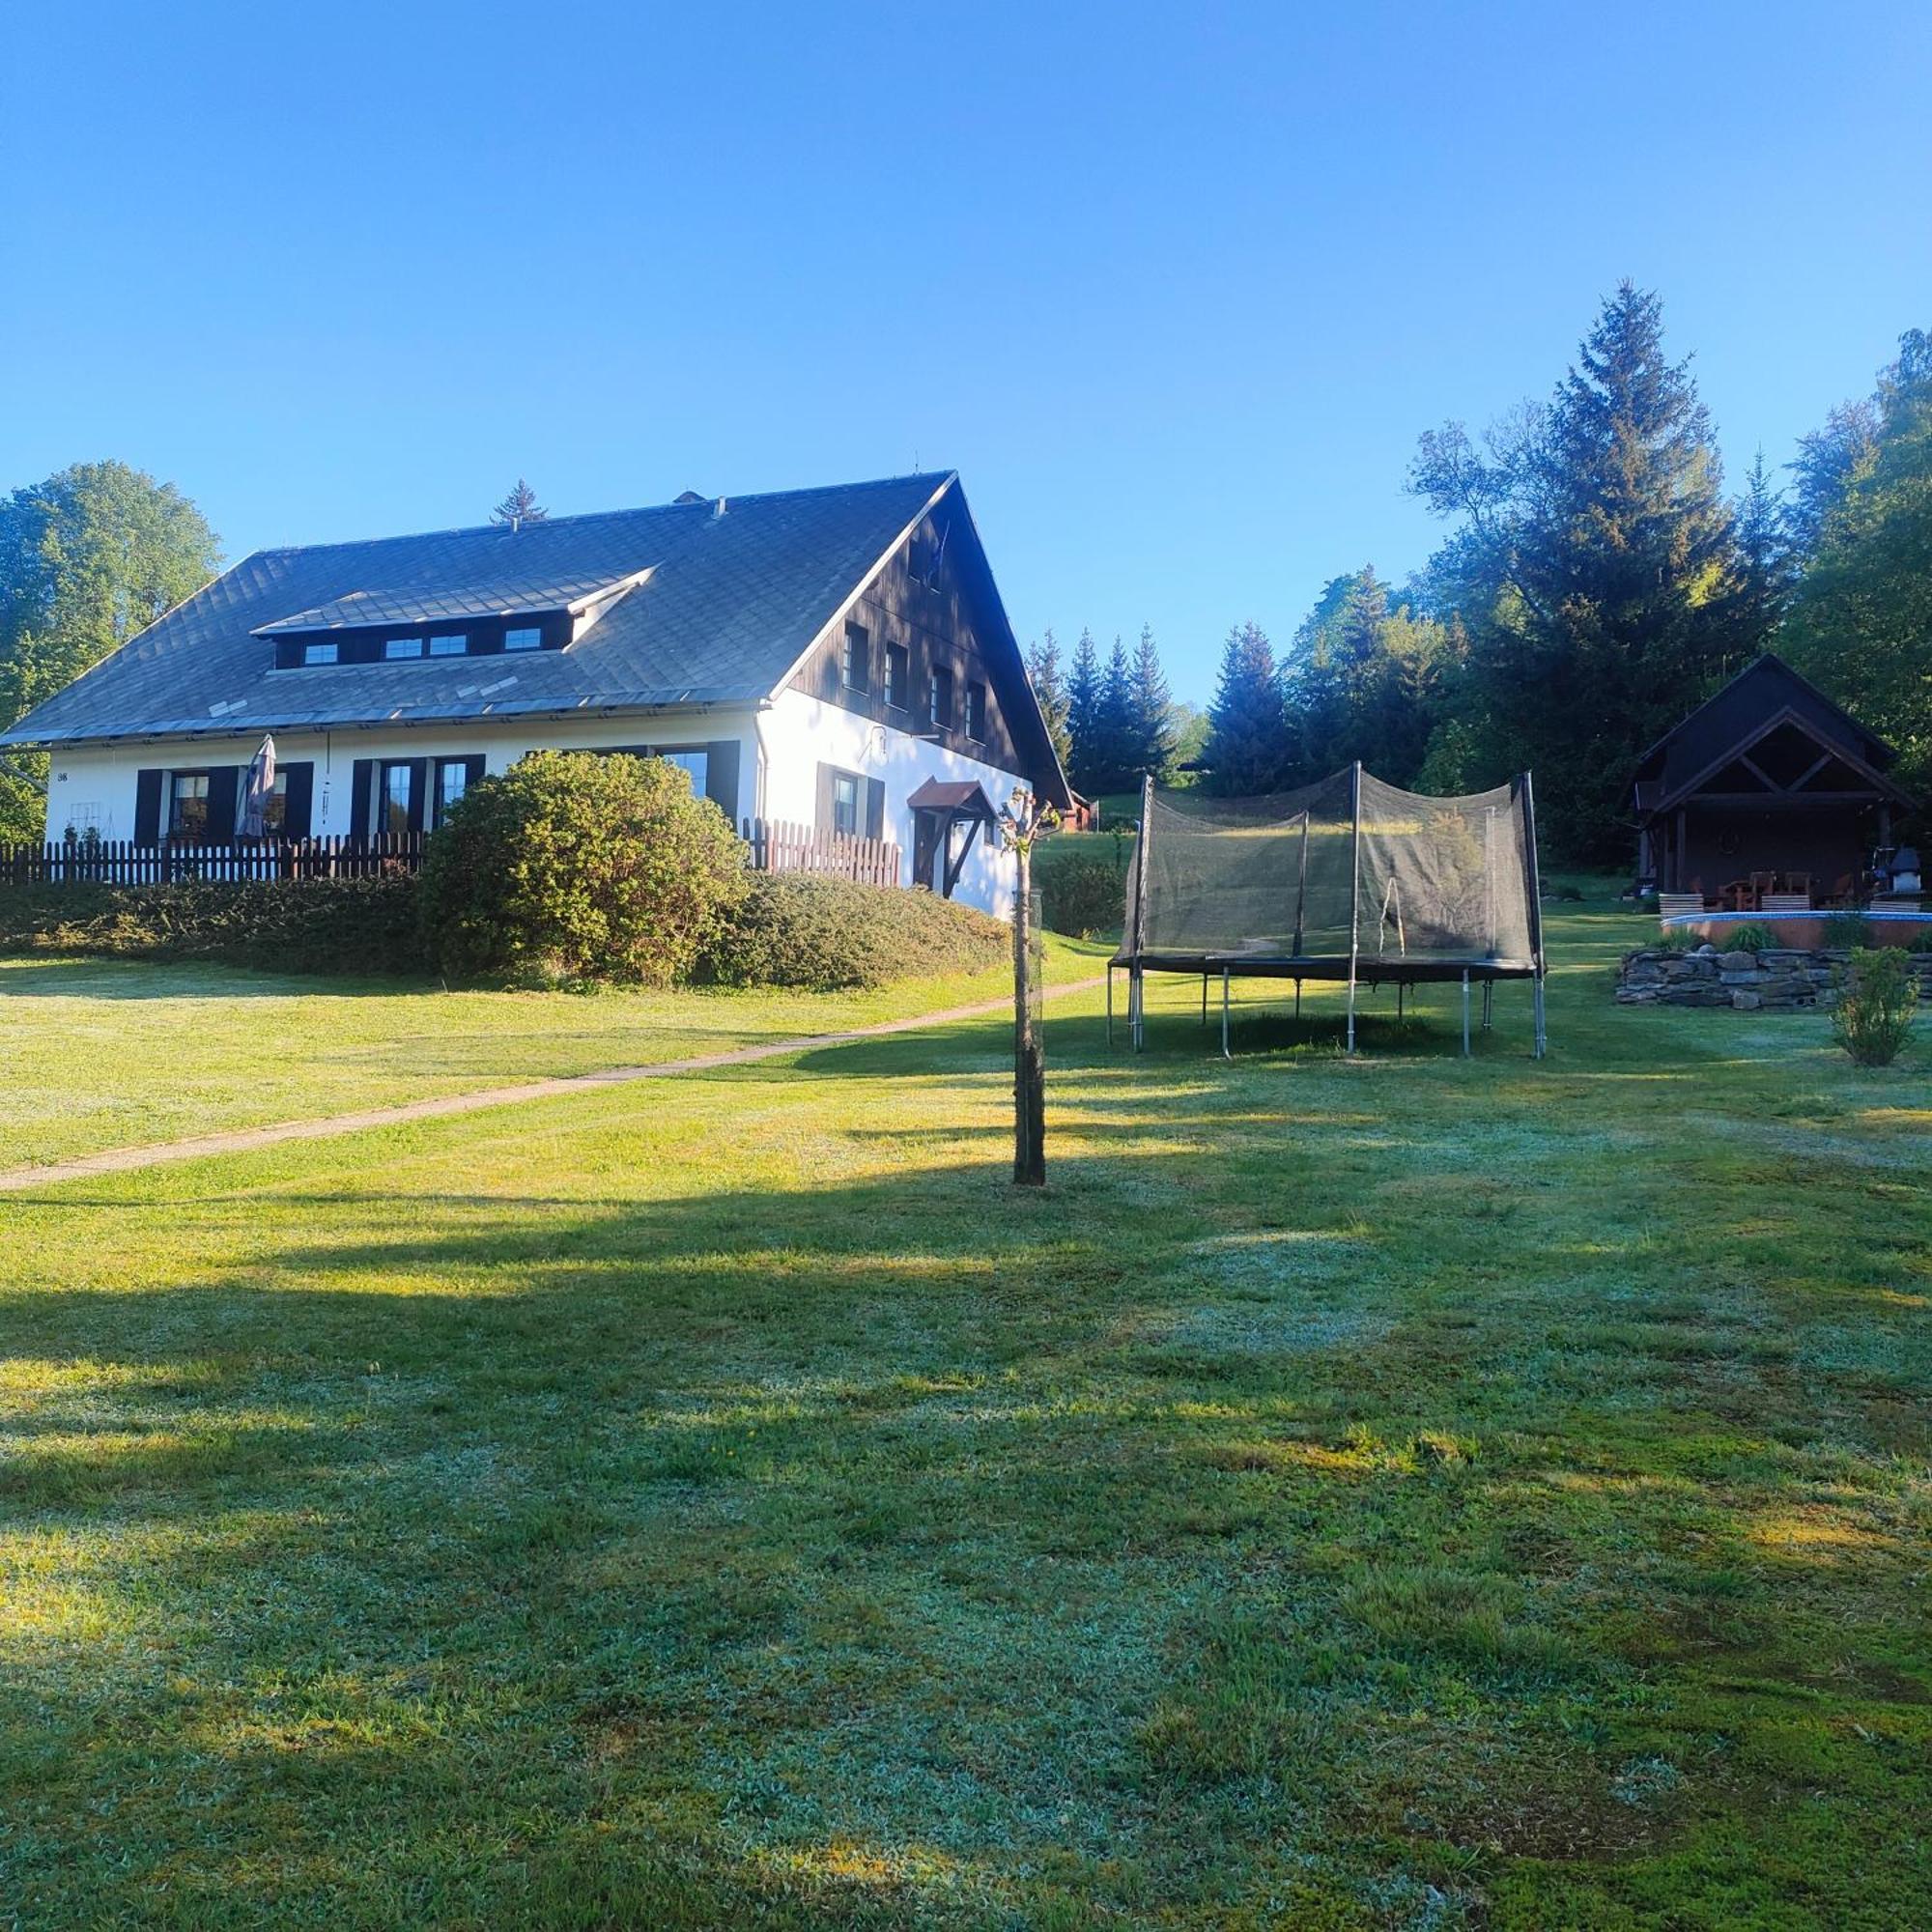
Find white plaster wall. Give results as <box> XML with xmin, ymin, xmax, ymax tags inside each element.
<box><xmin>44</xmin><ymin>710</ymin><xmax>760</xmax><ymax>842</ymax></box>
<box><xmin>757</xmin><ymin>686</ymin><xmax>1021</xmax><ymax>918</ymax></box>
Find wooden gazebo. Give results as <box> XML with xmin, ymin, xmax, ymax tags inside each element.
<box><xmin>1633</xmin><ymin>655</ymin><xmax>1915</xmax><ymax>904</ymax></box>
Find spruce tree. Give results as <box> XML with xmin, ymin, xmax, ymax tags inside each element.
<box><xmin>1127</xmin><ymin>624</ymin><xmax>1175</xmax><ymax>781</ymax></box>
<box><xmin>1734</xmin><ymin>449</ymin><xmax>1796</xmax><ymax>648</ymax></box>
<box><xmin>1065</xmin><ymin>628</ymin><xmax>1102</xmax><ymax>795</ymax></box>
<box><xmin>1411</xmin><ymin>282</ymin><xmax>1745</xmax><ymax>861</ymax></box>
<box><xmin>491</xmin><ymin>479</ymin><xmax>548</xmax><ymax>526</ymax></box>
<box><xmin>1203</xmin><ymin>621</ymin><xmax>1290</xmax><ymax>794</ymax></box>
<box><xmin>1024</xmin><ymin>630</ymin><xmax>1073</xmax><ymax>769</ymax></box>
<box><xmin>1094</xmin><ymin>636</ymin><xmax>1134</xmax><ymax>792</ymax></box>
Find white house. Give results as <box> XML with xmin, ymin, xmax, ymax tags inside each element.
<box><xmin>2</xmin><ymin>471</ymin><xmax>1070</xmax><ymax>919</ymax></box>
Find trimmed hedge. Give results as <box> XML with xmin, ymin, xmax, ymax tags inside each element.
<box><xmin>701</xmin><ymin>874</ymin><xmax>1008</xmax><ymax>991</ymax></box>
<box><xmin>1038</xmin><ymin>853</ymin><xmax>1128</xmax><ymax>939</ymax></box>
<box><xmin>0</xmin><ymin>875</ymin><xmax>429</xmax><ymax>977</ymax></box>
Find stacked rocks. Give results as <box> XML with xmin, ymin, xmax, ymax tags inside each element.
<box><xmin>1616</xmin><ymin>945</ymin><xmax>1848</xmax><ymax>1011</ymax></box>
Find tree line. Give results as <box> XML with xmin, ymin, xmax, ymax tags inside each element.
<box><xmin>1194</xmin><ymin>283</ymin><xmax>1932</xmax><ymax>865</ymax></box>
<box><xmin>1024</xmin><ymin>626</ymin><xmax>1205</xmax><ymax>800</ymax></box>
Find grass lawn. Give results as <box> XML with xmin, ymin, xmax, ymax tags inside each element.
<box><xmin>0</xmin><ymin>939</ymin><xmax>1104</xmax><ymax>1171</ymax></box>
<box><xmin>1</xmin><ymin>895</ymin><xmax>1926</xmax><ymax>1927</ymax></box>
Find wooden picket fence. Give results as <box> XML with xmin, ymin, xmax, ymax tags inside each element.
<box><xmin>741</xmin><ymin>817</ymin><xmax>902</xmax><ymax>888</ymax></box>
<box><xmin>0</xmin><ymin>835</ymin><xmax>426</xmax><ymax>886</ymax></box>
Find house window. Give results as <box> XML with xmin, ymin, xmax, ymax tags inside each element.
<box><xmin>433</xmin><ymin>758</ymin><xmax>470</xmax><ymax>828</ymax></box>
<box><xmin>168</xmin><ymin>771</ymin><xmax>211</xmax><ymax>838</ymax></box>
<box><xmin>885</xmin><ymin>642</ymin><xmax>910</xmax><ymax>710</ymax></box>
<box><xmin>303</xmin><ymin>642</ymin><xmax>338</xmax><ymax>666</ymax></box>
<box><xmin>385</xmin><ymin>636</ymin><xmax>424</xmax><ymax>660</ymax></box>
<box><xmin>262</xmin><ymin>771</ymin><xmax>290</xmax><ymax>834</ymax></box>
<box><xmin>966</xmin><ymin>680</ymin><xmax>988</xmax><ymax>742</ymax></box>
<box><xmin>504</xmin><ymin>626</ymin><xmax>542</xmax><ymax>652</ymax></box>
<box><xmin>430</xmin><ymin>633</ymin><xmax>468</xmax><ymax>656</ymax></box>
<box><xmin>832</xmin><ymin>773</ymin><xmax>860</xmax><ymax>838</ymax></box>
<box><xmin>656</xmin><ymin>749</ymin><xmax>709</xmax><ymax>794</ymax></box>
<box><xmin>841</xmin><ymin>622</ymin><xmax>870</xmax><ymax>694</ymax></box>
<box><xmin>929</xmin><ymin>666</ymin><xmax>954</xmax><ymax>731</ymax></box>
<box><xmin>379</xmin><ymin>762</ymin><xmax>414</xmax><ymax>835</ymax></box>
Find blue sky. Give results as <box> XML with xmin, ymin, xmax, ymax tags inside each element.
<box><xmin>4</xmin><ymin>2</ymin><xmax>1928</xmax><ymax>702</ymax></box>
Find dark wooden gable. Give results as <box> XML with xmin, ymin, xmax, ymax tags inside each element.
<box><xmin>1635</xmin><ymin>656</ymin><xmax>1902</xmax><ymax>815</ymax></box>
<box><xmin>785</xmin><ymin>482</ymin><xmax>1068</xmax><ymax>804</ymax></box>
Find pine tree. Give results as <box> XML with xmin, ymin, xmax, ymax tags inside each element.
<box><xmin>491</xmin><ymin>479</ymin><xmax>548</xmax><ymax>526</ymax></box>
<box><xmin>1094</xmin><ymin>636</ymin><xmax>1135</xmax><ymax>792</ymax></box>
<box><xmin>1024</xmin><ymin>630</ymin><xmax>1072</xmax><ymax>768</ymax></box>
<box><xmin>1203</xmin><ymin>621</ymin><xmax>1290</xmax><ymax>794</ymax></box>
<box><xmin>1065</xmin><ymin>628</ymin><xmax>1102</xmax><ymax>794</ymax></box>
<box><xmin>1127</xmin><ymin>624</ymin><xmax>1175</xmax><ymax>781</ymax></box>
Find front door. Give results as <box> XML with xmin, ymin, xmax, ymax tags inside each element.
<box><xmin>912</xmin><ymin>809</ymin><xmax>941</xmax><ymax>892</ymax></box>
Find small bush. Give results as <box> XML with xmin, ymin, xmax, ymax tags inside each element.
<box><xmin>1822</xmin><ymin>909</ymin><xmax>1877</xmax><ymax>950</ymax></box>
<box><xmin>1726</xmin><ymin>923</ymin><xmax>1776</xmax><ymax>954</ymax></box>
<box><xmin>0</xmin><ymin>875</ymin><xmax>428</xmax><ymax>976</ymax></box>
<box><xmin>418</xmin><ymin>751</ymin><xmax>745</xmax><ymax>985</ymax></box>
<box><xmin>702</xmin><ymin>873</ymin><xmax>1007</xmax><ymax>990</ymax></box>
<box><xmin>1039</xmin><ymin>852</ymin><xmax>1127</xmax><ymax>938</ymax></box>
<box><xmin>1833</xmin><ymin>947</ymin><xmax>1918</xmax><ymax>1066</ymax></box>
<box><xmin>1655</xmin><ymin>926</ymin><xmax>1700</xmax><ymax>953</ymax></box>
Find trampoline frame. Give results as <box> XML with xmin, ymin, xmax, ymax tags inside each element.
<box><xmin>1109</xmin><ymin>763</ymin><xmax>1548</xmax><ymax>1059</ymax></box>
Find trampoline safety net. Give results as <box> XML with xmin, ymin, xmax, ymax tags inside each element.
<box><xmin>1121</xmin><ymin>766</ymin><xmax>1541</xmax><ymax>974</ymax></box>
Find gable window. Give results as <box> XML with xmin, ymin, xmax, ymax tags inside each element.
<box><xmin>832</xmin><ymin>771</ymin><xmax>860</xmax><ymax>838</ymax></box>
<box><xmin>504</xmin><ymin>625</ymin><xmax>542</xmax><ymax>652</ymax></box>
<box><xmin>929</xmin><ymin>665</ymin><xmax>955</xmax><ymax>731</ymax></box>
<box><xmin>302</xmin><ymin>641</ymin><xmax>338</xmax><ymax>666</ymax></box>
<box><xmin>430</xmin><ymin>633</ymin><xmax>468</xmax><ymax>656</ymax></box>
<box><xmin>168</xmin><ymin>772</ymin><xmax>211</xmax><ymax>838</ymax></box>
<box><xmin>885</xmin><ymin>641</ymin><xmax>910</xmax><ymax>710</ymax></box>
<box><xmin>841</xmin><ymin>622</ymin><xmax>870</xmax><ymax>694</ymax></box>
<box><xmin>966</xmin><ymin>680</ymin><xmax>988</xmax><ymax>743</ymax></box>
<box><xmin>384</xmin><ymin>636</ymin><xmax>424</xmax><ymax>660</ymax></box>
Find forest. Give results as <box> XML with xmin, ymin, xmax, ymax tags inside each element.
<box><xmin>1035</xmin><ymin>283</ymin><xmax>1932</xmax><ymax>867</ymax></box>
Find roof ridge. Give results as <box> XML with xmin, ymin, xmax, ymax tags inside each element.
<box><xmin>242</xmin><ymin>470</ymin><xmax>957</xmax><ymax>562</ymax></box>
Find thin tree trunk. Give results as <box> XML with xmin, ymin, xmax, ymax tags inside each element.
<box><xmin>1012</xmin><ymin>845</ymin><xmax>1045</xmax><ymax>1185</ymax></box>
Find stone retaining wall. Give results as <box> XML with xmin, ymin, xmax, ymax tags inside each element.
<box><xmin>1617</xmin><ymin>945</ymin><xmax>1932</xmax><ymax>1011</ymax></box>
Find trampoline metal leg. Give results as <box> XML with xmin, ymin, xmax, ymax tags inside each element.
<box><xmin>1397</xmin><ymin>982</ymin><xmax>1405</xmax><ymax>1022</ymax></box>
<box><xmin>1222</xmin><ymin>969</ymin><xmax>1231</xmax><ymax>1059</ymax></box>
<box><xmin>1294</xmin><ymin>980</ymin><xmax>1301</xmax><ymax>1021</ymax></box>
<box><xmin>1533</xmin><ymin>977</ymin><xmax>1547</xmax><ymax>1060</ymax></box>
<box><xmin>1132</xmin><ymin>966</ymin><xmax>1145</xmax><ymax>1053</ymax></box>
<box><xmin>1462</xmin><ymin>970</ymin><xmax>1471</xmax><ymax>1057</ymax></box>
<box><xmin>1347</xmin><ymin>978</ymin><xmax>1357</xmax><ymax>1054</ymax></box>
<box><xmin>1106</xmin><ymin>964</ymin><xmax>1114</xmax><ymax>1047</ymax></box>
<box><xmin>1202</xmin><ymin>974</ymin><xmax>1208</xmax><ymax>1028</ymax></box>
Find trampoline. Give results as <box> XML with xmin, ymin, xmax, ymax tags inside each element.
<box><xmin>1108</xmin><ymin>762</ymin><xmax>1548</xmax><ymax>1057</ymax></box>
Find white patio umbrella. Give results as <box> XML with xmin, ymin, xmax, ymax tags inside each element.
<box><xmin>238</xmin><ymin>733</ymin><xmax>276</xmax><ymax>838</ymax></box>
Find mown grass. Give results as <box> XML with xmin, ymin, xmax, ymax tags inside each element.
<box><xmin>0</xmin><ymin>937</ymin><xmax>1102</xmax><ymax>1170</ymax></box>
<box><xmin>0</xmin><ymin>892</ymin><xmax>1925</xmax><ymax>1927</ymax></box>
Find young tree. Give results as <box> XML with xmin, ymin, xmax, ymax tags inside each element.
<box><xmin>1126</xmin><ymin>624</ymin><xmax>1175</xmax><ymax>782</ymax></box>
<box><xmin>1410</xmin><ymin>282</ymin><xmax>1745</xmax><ymax>861</ymax></box>
<box><xmin>1203</xmin><ymin>620</ymin><xmax>1291</xmax><ymax>794</ymax></box>
<box><xmin>491</xmin><ymin>479</ymin><xmax>548</xmax><ymax>526</ymax></box>
<box><xmin>0</xmin><ymin>461</ymin><xmax>221</xmax><ymax>840</ymax></box>
<box><xmin>1024</xmin><ymin>630</ymin><xmax>1073</xmax><ymax>768</ymax></box>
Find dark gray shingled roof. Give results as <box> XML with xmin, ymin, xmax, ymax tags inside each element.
<box><xmin>4</xmin><ymin>472</ymin><xmax>955</xmax><ymax>747</ymax></box>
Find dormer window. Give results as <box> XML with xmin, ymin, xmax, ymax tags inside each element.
<box><xmin>430</xmin><ymin>634</ymin><xmax>468</xmax><ymax>656</ymax></box>
<box><xmin>303</xmin><ymin>642</ymin><xmax>338</xmax><ymax>666</ymax></box>
<box><xmin>384</xmin><ymin>637</ymin><xmax>424</xmax><ymax>660</ymax></box>
<box><xmin>504</xmin><ymin>626</ymin><xmax>542</xmax><ymax>652</ymax></box>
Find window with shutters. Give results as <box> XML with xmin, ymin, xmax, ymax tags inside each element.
<box><xmin>432</xmin><ymin>759</ymin><xmax>471</xmax><ymax>829</ymax></box>
<box><xmin>832</xmin><ymin>772</ymin><xmax>860</xmax><ymax>838</ymax></box>
<box><xmin>379</xmin><ymin>762</ymin><xmax>414</xmax><ymax>835</ymax></box>
<box><xmin>168</xmin><ymin>771</ymin><xmax>212</xmax><ymax>838</ymax></box>
<box><xmin>885</xmin><ymin>641</ymin><xmax>910</xmax><ymax>710</ymax></box>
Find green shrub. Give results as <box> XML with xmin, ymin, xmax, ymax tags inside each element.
<box><xmin>1833</xmin><ymin>947</ymin><xmax>1918</xmax><ymax>1066</ymax></box>
<box><xmin>1655</xmin><ymin>926</ymin><xmax>1700</xmax><ymax>953</ymax></box>
<box><xmin>1725</xmin><ymin>923</ymin><xmax>1776</xmax><ymax>954</ymax></box>
<box><xmin>0</xmin><ymin>876</ymin><xmax>428</xmax><ymax>976</ymax></box>
<box><xmin>1039</xmin><ymin>852</ymin><xmax>1127</xmax><ymax>939</ymax></box>
<box><xmin>701</xmin><ymin>874</ymin><xmax>1007</xmax><ymax>990</ymax></box>
<box><xmin>418</xmin><ymin>751</ymin><xmax>745</xmax><ymax>985</ymax></box>
<box><xmin>1822</xmin><ymin>909</ymin><xmax>1877</xmax><ymax>950</ymax></box>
